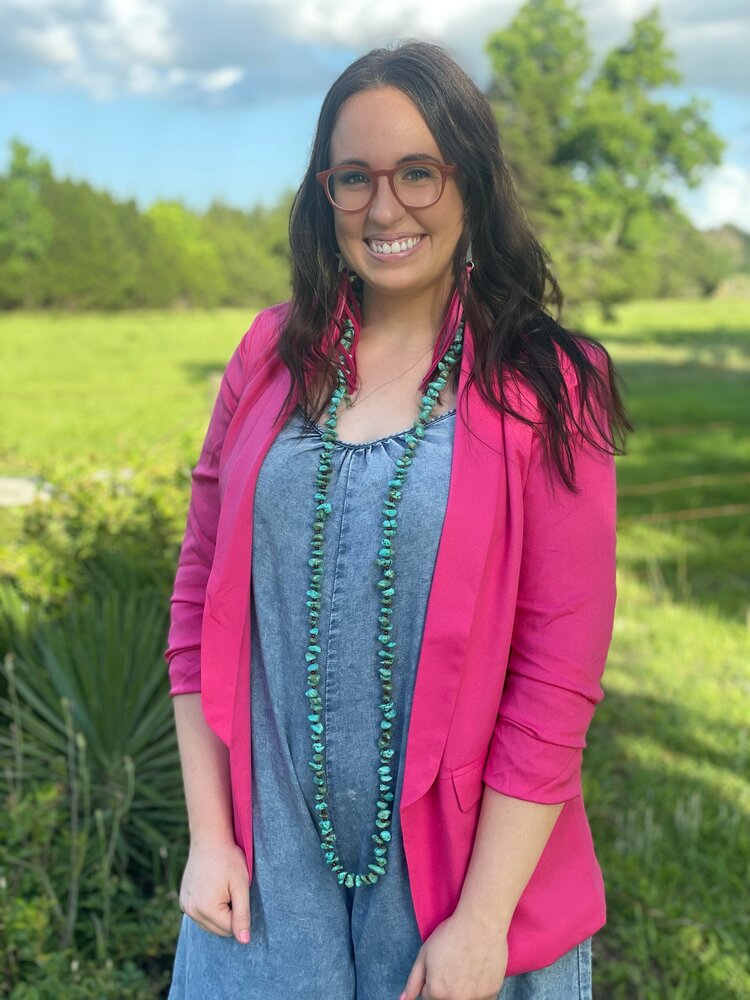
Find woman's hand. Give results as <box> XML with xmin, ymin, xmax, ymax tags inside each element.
<box><xmin>178</xmin><ymin>837</ymin><xmax>251</xmax><ymax>944</ymax></box>
<box><xmin>399</xmin><ymin>909</ymin><xmax>508</xmax><ymax>1000</ymax></box>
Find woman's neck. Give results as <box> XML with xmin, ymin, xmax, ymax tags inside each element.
<box><xmin>358</xmin><ymin>280</ymin><xmax>454</xmax><ymax>352</ymax></box>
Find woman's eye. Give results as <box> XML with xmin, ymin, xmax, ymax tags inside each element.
<box><xmin>340</xmin><ymin>171</ymin><xmax>370</xmax><ymax>186</ymax></box>
<box><xmin>402</xmin><ymin>166</ymin><xmax>435</xmax><ymax>183</ymax></box>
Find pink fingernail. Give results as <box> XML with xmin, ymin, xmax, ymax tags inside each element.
<box><xmin>238</xmin><ymin>930</ymin><xmax>250</xmax><ymax>944</ymax></box>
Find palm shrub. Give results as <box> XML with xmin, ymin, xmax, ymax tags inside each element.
<box><xmin>1</xmin><ymin>685</ymin><xmax>180</xmax><ymax>995</ymax></box>
<box><xmin>0</xmin><ymin>581</ymin><xmax>43</xmax><ymax>698</ymax></box>
<box><xmin>0</xmin><ymin>574</ymin><xmax>187</xmax><ymax>993</ymax></box>
<box><xmin>0</xmin><ymin>578</ymin><xmax>187</xmax><ymax>883</ymax></box>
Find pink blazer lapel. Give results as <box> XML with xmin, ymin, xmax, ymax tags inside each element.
<box><xmin>399</xmin><ymin>322</ymin><xmax>511</xmax><ymax>809</ymax></box>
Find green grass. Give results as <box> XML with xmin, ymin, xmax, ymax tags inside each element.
<box><xmin>1</xmin><ymin>299</ymin><xmax>749</xmax><ymax>997</ymax></box>
<box><xmin>582</xmin><ymin>299</ymin><xmax>750</xmax><ymax>998</ymax></box>
<box><xmin>0</xmin><ymin>308</ymin><xmax>256</xmax><ymax>475</ymax></box>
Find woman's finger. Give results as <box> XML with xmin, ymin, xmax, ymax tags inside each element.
<box><xmin>229</xmin><ymin>874</ymin><xmax>251</xmax><ymax>944</ymax></box>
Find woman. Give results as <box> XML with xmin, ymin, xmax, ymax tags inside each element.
<box><xmin>165</xmin><ymin>40</ymin><xmax>630</xmax><ymax>1000</ymax></box>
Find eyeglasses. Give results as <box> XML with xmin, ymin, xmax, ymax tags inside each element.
<box><xmin>316</xmin><ymin>161</ymin><xmax>457</xmax><ymax>213</ymax></box>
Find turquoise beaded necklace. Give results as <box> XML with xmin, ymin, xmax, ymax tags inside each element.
<box><xmin>304</xmin><ymin>314</ymin><xmax>464</xmax><ymax>889</ymax></box>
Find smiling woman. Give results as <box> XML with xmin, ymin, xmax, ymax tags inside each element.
<box><xmin>164</xmin><ymin>39</ymin><xmax>632</xmax><ymax>1000</ymax></box>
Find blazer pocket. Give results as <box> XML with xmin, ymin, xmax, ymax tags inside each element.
<box><xmin>450</xmin><ymin>757</ymin><xmax>486</xmax><ymax>812</ymax></box>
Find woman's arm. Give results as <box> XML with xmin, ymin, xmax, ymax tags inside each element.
<box><xmin>165</xmin><ymin>314</ymin><xmax>268</xmax><ymax>941</ymax></box>
<box><xmin>454</xmin><ymin>788</ymin><xmax>563</xmax><ymax>932</ymax></box>
<box><xmin>174</xmin><ymin>693</ymin><xmax>234</xmax><ymax>845</ymax></box>
<box><xmin>165</xmin><ymin>313</ymin><xmax>260</xmax><ymax>695</ymax></box>
<box><xmin>173</xmin><ymin>693</ymin><xmax>251</xmax><ymax>943</ymax></box>
<box><xmin>400</xmin><ymin>792</ymin><xmax>563</xmax><ymax>1000</ymax></box>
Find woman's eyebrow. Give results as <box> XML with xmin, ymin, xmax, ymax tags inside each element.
<box><xmin>332</xmin><ymin>153</ymin><xmax>440</xmax><ymax>168</ymax></box>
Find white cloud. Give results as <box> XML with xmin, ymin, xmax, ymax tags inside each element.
<box><xmin>18</xmin><ymin>24</ymin><xmax>80</xmax><ymax>68</ymax></box>
<box><xmin>197</xmin><ymin>67</ymin><xmax>245</xmax><ymax>93</ymax></box>
<box><xmin>274</xmin><ymin>0</ymin><xmax>506</xmax><ymax>48</ymax></box>
<box><xmin>682</xmin><ymin>162</ymin><xmax>750</xmax><ymax>230</ymax></box>
<box><xmin>1</xmin><ymin>0</ymin><xmax>747</xmax><ymax>106</ymax></box>
<box><xmin>84</xmin><ymin>0</ymin><xmax>173</xmax><ymax>66</ymax></box>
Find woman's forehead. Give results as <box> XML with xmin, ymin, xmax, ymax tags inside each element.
<box><xmin>329</xmin><ymin>87</ymin><xmax>440</xmax><ymax>164</ymax></box>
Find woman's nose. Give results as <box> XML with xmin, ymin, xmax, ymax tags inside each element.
<box><xmin>368</xmin><ymin>175</ymin><xmax>404</xmax><ymax>223</ymax></box>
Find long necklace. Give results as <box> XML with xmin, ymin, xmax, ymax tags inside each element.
<box><xmin>304</xmin><ymin>314</ymin><xmax>464</xmax><ymax>888</ymax></box>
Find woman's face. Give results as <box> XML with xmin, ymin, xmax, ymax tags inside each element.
<box><xmin>327</xmin><ymin>86</ymin><xmax>465</xmax><ymax>307</ymax></box>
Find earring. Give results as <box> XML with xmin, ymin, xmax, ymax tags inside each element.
<box><xmin>465</xmin><ymin>242</ymin><xmax>475</xmax><ymax>270</ymax></box>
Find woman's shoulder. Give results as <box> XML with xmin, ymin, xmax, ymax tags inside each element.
<box><xmin>230</xmin><ymin>300</ymin><xmax>293</xmax><ymax>372</ymax></box>
<box><xmin>500</xmin><ymin>320</ymin><xmax>610</xmax><ymax>421</ymax></box>
<box><xmin>244</xmin><ymin>299</ymin><xmax>292</xmax><ymax>346</ymax></box>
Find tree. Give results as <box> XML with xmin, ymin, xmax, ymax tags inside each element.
<box><xmin>145</xmin><ymin>201</ymin><xmax>228</xmax><ymax>308</ymax></box>
<box><xmin>0</xmin><ymin>140</ymin><xmax>53</xmax><ymax>307</ymax></box>
<box><xmin>486</xmin><ymin>2</ymin><xmax>725</xmax><ymax>313</ymax></box>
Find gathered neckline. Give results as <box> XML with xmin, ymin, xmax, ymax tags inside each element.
<box><xmin>296</xmin><ymin>403</ymin><xmax>456</xmax><ymax>450</ymax></box>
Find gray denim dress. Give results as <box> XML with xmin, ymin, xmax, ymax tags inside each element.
<box><xmin>169</xmin><ymin>402</ymin><xmax>592</xmax><ymax>1000</ymax></box>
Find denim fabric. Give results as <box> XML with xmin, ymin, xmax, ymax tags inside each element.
<box><xmin>169</xmin><ymin>403</ymin><xmax>592</xmax><ymax>1000</ymax></box>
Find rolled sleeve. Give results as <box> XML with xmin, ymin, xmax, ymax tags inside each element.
<box><xmin>164</xmin><ymin>315</ymin><xmax>258</xmax><ymax>696</ymax></box>
<box><xmin>483</xmin><ymin>361</ymin><xmax>618</xmax><ymax>803</ymax></box>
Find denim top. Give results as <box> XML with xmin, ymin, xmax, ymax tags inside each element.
<box><xmin>249</xmin><ymin>402</ymin><xmax>456</xmax><ymax>867</ymax></box>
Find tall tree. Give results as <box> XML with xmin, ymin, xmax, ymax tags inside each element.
<box><xmin>486</xmin><ymin>2</ymin><xmax>725</xmax><ymax>312</ymax></box>
<box><xmin>0</xmin><ymin>140</ymin><xmax>53</xmax><ymax>307</ymax></box>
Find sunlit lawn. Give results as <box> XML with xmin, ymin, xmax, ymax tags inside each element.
<box><xmin>0</xmin><ymin>307</ymin><xmax>256</xmax><ymax>475</ymax></box>
<box><xmin>584</xmin><ymin>299</ymin><xmax>750</xmax><ymax>998</ymax></box>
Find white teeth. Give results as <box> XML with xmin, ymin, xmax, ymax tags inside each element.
<box><xmin>368</xmin><ymin>236</ymin><xmax>421</xmax><ymax>254</ymax></box>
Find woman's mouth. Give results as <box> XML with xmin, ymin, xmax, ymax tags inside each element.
<box><xmin>363</xmin><ymin>234</ymin><xmax>426</xmax><ymax>259</ymax></box>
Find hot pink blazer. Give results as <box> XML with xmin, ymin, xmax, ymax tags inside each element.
<box><xmin>165</xmin><ymin>301</ymin><xmax>617</xmax><ymax>976</ymax></box>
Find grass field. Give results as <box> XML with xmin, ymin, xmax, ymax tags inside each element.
<box><xmin>1</xmin><ymin>299</ymin><xmax>749</xmax><ymax>997</ymax></box>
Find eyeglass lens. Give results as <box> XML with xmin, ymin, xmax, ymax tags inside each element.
<box><xmin>327</xmin><ymin>164</ymin><xmax>443</xmax><ymax>211</ymax></box>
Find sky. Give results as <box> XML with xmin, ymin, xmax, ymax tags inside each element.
<box><xmin>1</xmin><ymin>0</ymin><xmax>748</xmax><ymax>230</ymax></box>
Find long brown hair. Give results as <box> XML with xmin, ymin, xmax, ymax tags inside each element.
<box><xmin>276</xmin><ymin>40</ymin><xmax>632</xmax><ymax>490</ymax></box>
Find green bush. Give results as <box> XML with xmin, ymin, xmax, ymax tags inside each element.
<box><xmin>0</xmin><ymin>678</ymin><xmax>182</xmax><ymax>996</ymax></box>
<box><xmin>0</xmin><ymin>462</ymin><xmax>189</xmax><ymax>608</ymax></box>
<box><xmin>1</xmin><ymin>577</ymin><xmax>187</xmax><ymax>881</ymax></box>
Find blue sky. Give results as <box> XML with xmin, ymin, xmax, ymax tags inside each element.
<box><xmin>1</xmin><ymin>0</ymin><xmax>748</xmax><ymax>229</ymax></box>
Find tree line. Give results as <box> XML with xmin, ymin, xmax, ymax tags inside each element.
<box><xmin>0</xmin><ymin>1</ymin><xmax>747</xmax><ymax>313</ymax></box>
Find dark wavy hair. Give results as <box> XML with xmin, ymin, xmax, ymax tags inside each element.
<box><xmin>277</xmin><ymin>39</ymin><xmax>632</xmax><ymax>490</ymax></box>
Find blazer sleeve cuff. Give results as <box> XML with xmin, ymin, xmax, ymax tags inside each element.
<box><xmin>482</xmin><ymin>716</ymin><xmax>583</xmax><ymax>803</ymax></box>
<box><xmin>166</xmin><ymin>647</ymin><xmax>202</xmax><ymax>697</ymax></box>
